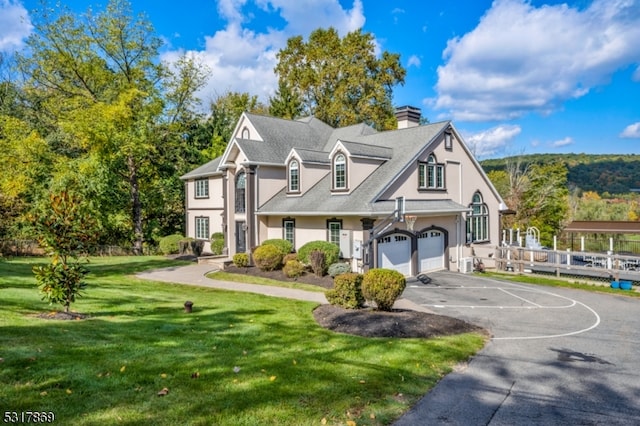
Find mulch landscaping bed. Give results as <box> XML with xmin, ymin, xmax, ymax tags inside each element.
<box><xmin>224</xmin><ymin>264</ymin><xmax>487</xmax><ymax>339</ymax></box>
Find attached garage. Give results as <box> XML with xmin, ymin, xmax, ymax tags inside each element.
<box><xmin>418</xmin><ymin>230</ymin><xmax>445</xmax><ymax>272</ymax></box>
<box><xmin>377</xmin><ymin>233</ymin><xmax>412</xmax><ymax>276</ymax></box>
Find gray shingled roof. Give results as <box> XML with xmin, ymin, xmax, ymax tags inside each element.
<box><xmin>337</xmin><ymin>140</ymin><xmax>392</xmax><ymax>159</ymax></box>
<box><xmin>257</xmin><ymin>121</ymin><xmax>454</xmax><ymax>216</ymax></box>
<box><xmin>180</xmin><ymin>157</ymin><xmax>222</xmax><ymax>180</ymax></box>
<box><xmin>292</xmin><ymin>148</ymin><xmax>330</xmax><ymax>164</ymax></box>
<box><xmin>183</xmin><ymin>113</ymin><xmax>464</xmax><ymax>217</ymax></box>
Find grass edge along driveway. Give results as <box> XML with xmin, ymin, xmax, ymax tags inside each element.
<box><xmin>0</xmin><ymin>256</ymin><xmax>486</xmax><ymax>426</ymax></box>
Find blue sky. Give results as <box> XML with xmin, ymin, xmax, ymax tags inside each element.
<box><xmin>2</xmin><ymin>0</ymin><xmax>640</xmax><ymax>159</ymax></box>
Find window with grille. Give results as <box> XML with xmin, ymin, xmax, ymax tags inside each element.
<box><xmin>467</xmin><ymin>192</ymin><xmax>489</xmax><ymax>242</ymax></box>
<box><xmin>235</xmin><ymin>171</ymin><xmax>246</xmax><ymax>213</ymax></box>
<box><xmin>195</xmin><ymin>216</ymin><xmax>210</xmax><ymax>240</ymax></box>
<box><xmin>288</xmin><ymin>160</ymin><xmax>299</xmax><ymax>192</ymax></box>
<box><xmin>419</xmin><ymin>154</ymin><xmax>444</xmax><ymax>190</ymax></box>
<box><xmin>327</xmin><ymin>219</ymin><xmax>342</xmax><ymax>245</ymax></box>
<box><xmin>195</xmin><ymin>178</ymin><xmax>209</xmax><ymax>198</ymax></box>
<box><xmin>333</xmin><ymin>153</ymin><xmax>347</xmax><ymax>190</ymax></box>
<box><xmin>283</xmin><ymin>219</ymin><xmax>295</xmax><ymax>246</ymax></box>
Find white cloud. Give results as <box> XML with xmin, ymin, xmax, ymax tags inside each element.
<box><xmin>162</xmin><ymin>0</ymin><xmax>366</xmax><ymax>105</ymax></box>
<box><xmin>620</xmin><ymin>122</ymin><xmax>640</xmax><ymax>138</ymax></box>
<box><xmin>463</xmin><ymin>124</ymin><xmax>522</xmax><ymax>157</ymax></box>
<box><xmin>0</xmin><ymin>0</ymin><xmax>32</xmax><ymax>53</ymax></box>
<box><xmin>551</xmin><ymin>137</ymin><xmax>573</xmax><ymax>148</ymax></box>
<box><xmin>407</xmin><ymin>54</ymin><xmax>420</xmax><ymax>68</ymax></box>
<box><xmin>435</xmin><ymin>0</ymin><xmax>640</xmax><ymax>121</ymax></box>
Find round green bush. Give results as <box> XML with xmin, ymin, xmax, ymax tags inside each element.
<box><xmin>298</xmin><ymin>241</ymin><xmax>340</xmax><ymax>268</ymax></box>
<box><xmin>283</xmin><ymin>259</ymin><xmax>305</xmax><ymax>278</ymax></box>
<box><xmin>326</xmin><ymin>272</ymin><xmax>364</xmax><ymax>309</ymax></box>
<box><xmin>159</xmin><ymin>234</ymin><xmax>184</xmax><ymax>255</ymax></box>
<box><xmin>328</xmin><ymin>262</ymin><xmax>351</xmax><ymax>277</ymax></box>
<box><xmin>252</xmin><ymin>244</ymin><xmax>284</xmax><ymax>271</ymax></box>
<box><xmin>210</xmin><ymin>233</ymin><xmax>225</xmax><ymax>255</ymax></box>
<box><xmin>361</xmin><ymin>268</ymin><xmax>406</xmax><ymax>311</ymax></box>
<box><xmin>233</xmin><ymin>253</ymin><xmax>249</xmax><ymax>267</ymax></box>
<box><xmin>262</xmin><ymin>239</ymin><xmax>293</xmax><ymax>255</ymax></box>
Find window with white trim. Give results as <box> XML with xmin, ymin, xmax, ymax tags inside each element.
<box><xmin>418</xmin><ymin>154</ymin><xmax>444</xmax><ymax>190</ymax></box>
<box><xmin>333</xmin><ymin>153</ymin><xmax>347</xmax><ymax>190</ymax></box>
<box><xmin>283</xmin><ymin>219</ymin><xmax>295</xmax><ymax>246</ymax></box>
<box><xmin>195</xmin><ymin>178</ymin><xmax>209</xmax><ymax>198</ymax></box>
<box><xmin>195</xmin><ymin>216</ymin><xmax>210</xmax><ymax>240</ymax></box>
<box><xmin>288</xmin><ymin>160</ymin><xmax>299</xmax><ymax>192</ymax></box>
<box><xmin>327</xmin><ymin>219</ymin><xmax>342</xmax><ymax>245</ymax></box>
<box><xmin>467</xmin><ymin>192</ymin><xmax>489</xmax><ymax>242</ymax></box>
<box><xmin>235</xmin><ymin>171</ymin><xmax>246</xmax><ymax>213</ymax></box>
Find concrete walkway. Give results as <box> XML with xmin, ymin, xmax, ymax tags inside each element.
<box><xmin>136</xmin><ymin>263</ymin><xmax>428</xmax><ymax>311</ymax></box>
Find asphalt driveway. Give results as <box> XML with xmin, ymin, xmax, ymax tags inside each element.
<box><xmin>394</xmin><ymin>271</ymin><xmax>640</xmax><ymax>425</ymax></box>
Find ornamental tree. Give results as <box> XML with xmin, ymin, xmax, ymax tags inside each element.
<box><xmin>31</xmin><ymin>191</ymin><xmax>98</xmax><ymax>313</ymax></box>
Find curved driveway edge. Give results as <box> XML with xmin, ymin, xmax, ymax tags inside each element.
<box><xmin>135</xmin><ymin>263</ymin><xmax>430</xmax><ymax>312</ymax></box>
<box><xmin>394</xmin><ymin>272</ymin><xmax>640</xmax><ymax>425</ymax></box>
<box><xmin>136</xmin><ymin>264</ymin><xmax>328</xmax><ymax>303</ymax></box>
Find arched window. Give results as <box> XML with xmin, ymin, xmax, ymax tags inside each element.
<box><xmin>235</xmin><ymin>171</ymin><xmax>246</xmax><ymax>213</ymax></box>
<box><xmin>333</xmin><ymin>153</ymin><xmax>347</xmax><ymax>190</ymax></box>
<box><xmin>288</xmin><ymin>160</ymin><xmax>299</xmax><ymax>192</ymax></box>
<box><xmin>241</xmin><ymin>127</ymin><xmax>250</xmax><ymax>139</ymax></box>
<box><xmin>418</xmin><ymin>154</ymin><xmax>444</xmax><ymax>189</ymax></box>
<box><xmin>467</xmin><ymin>192</ymin><xmax>489</xmax><ymax>242</ymax></box>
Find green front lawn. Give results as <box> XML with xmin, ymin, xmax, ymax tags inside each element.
<box><xmin>0</xmin><ymin>256</ymin><xmax>485</xmax><ymax>425</ymax></box>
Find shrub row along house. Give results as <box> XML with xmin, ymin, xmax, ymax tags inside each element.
<box><xmin>180</xmin><ymin>106</ymin><xmax>507</xmax><ymax>276</ymax></box>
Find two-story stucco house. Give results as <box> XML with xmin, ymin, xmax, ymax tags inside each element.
<box><xmin>180</xmin><ymin>106</ymin><xmax>507</xmax><ymax>275</ymax></box>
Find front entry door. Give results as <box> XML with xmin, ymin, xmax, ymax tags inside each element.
<box><xmin>235</xmin><ymin>221</ymin><xmax>246</xmax><ymax>253</ymax></box>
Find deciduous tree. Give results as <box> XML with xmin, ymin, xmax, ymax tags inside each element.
<box><xmin>274</xmin><ymin>27</ymin><xmax>405</xmax><ymax>130</ymax></box>
<box><xmin>16</xmin><ymin>0</ymin><xmax>207</xmax><ymax>252</ymax></box>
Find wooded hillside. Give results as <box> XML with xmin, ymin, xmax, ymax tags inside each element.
<box><xmin>481</xmin><ymin>154</ymin><xmax>640</xmax><ymax>195</ymax></box>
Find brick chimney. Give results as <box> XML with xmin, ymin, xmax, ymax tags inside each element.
<box><xmin>395</xmin><ymin>106</ymin><xmax>421</xmax><ymax>129</ymax></box>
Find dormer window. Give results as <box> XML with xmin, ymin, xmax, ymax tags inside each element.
<box><xmin>288</xmin><ymin>160</ymin><xmax>299</xmax><ymax>193</ymax></box>
<box><xmin>333</xmin><ymin>153</ymin><xmax>347</xmax><ymax>190</ymax></box>
<box><xmin>418</xmin><ymin>154</ymin><xmax>445</xmax><ymax>190</ymax></box>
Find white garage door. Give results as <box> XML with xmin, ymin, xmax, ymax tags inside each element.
<box><xmin>418</xmin><ymin>230</ymin><xmax>444</xmax><ymax>272</ymax></box>
<box><xmin>377</xmin><ymin>234</ymin><xmax>411</xmax><ymax>276</ymax></box>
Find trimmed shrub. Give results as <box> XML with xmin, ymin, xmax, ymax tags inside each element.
<box><xmin>210</xmin><ymin>233</ymin><xmax>225</xmax><ymax>255</ymax></box>
<box><xmin>309</xmin><ymin>250</ymin><xmax>326</xmax><ymax>277</ymax></box>
<box><xmin>159</xmin><ymin>234</ymin><xmax>184</xmax><ymax>255</ymax></box>
<box><xmin>253</xmin><ymin>244</ymin><xmax>284</xmax><ymax>271</ymax></box>
<box><xmin>361</xmin><ymin>268</ymin><xmax>406</xmax><ymax>311</ymax></box>
<box><xmin>262</xmin><ymin>239</ymin><xmax>293</xmax><ymax>255</ymax></box>
<box><xmin>283</xmin><ymin>259</ymin><xmax>305</xmax><ymax>278</ymax></box>
<box><xmin>328</xmin><ymin>262</ymin><xmax>351</xmax><ymax>277</ymax></box>
<box><xmin>298</xmin><ymin>241</ymin><xmax>340</xmax><ymax>270</ymax></box>
<box><xmin>283</xmin><ymin>253</ymin><xmax>299</xmax><ymax>264</ymax></box>
<box><xmin>326</xmin><ymin>273</ymin><xmax>364</xmax><ymax>309</ymax></box>
<box><xmin>233</xmin><ymin>253</ymin><xmax>249</xmax><ymax>268</ymax></box>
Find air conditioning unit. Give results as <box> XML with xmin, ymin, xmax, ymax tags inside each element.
<box><xmin>460</xmin><ymin>257</ymin><xmax>473</xmax><ymax>274</ymax></box>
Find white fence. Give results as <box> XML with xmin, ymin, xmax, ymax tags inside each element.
<box><xmin>494</xmin><ymin>245</ymin><xmax>640</xmax><ymax>283</ymax></box>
